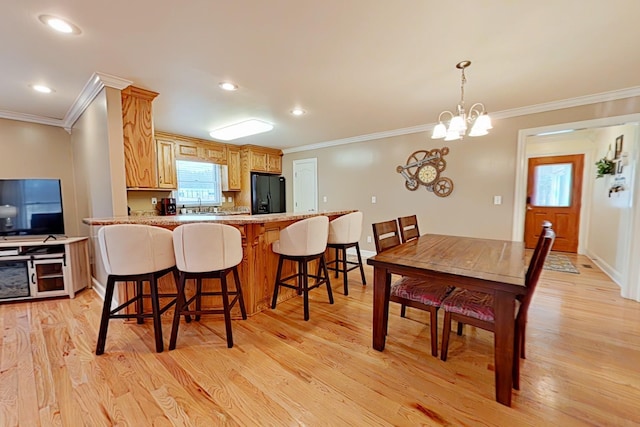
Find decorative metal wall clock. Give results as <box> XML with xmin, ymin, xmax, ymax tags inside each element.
<box><xmin>396</xmin><ymin>147</ymin><xmax>454</xmax><ymax>197</ymax></box>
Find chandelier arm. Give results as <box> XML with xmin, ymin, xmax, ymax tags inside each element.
<box><xmin>467</xmin><ymin>103</ymin><xmax>486</xmax><ymax>121</ymax></box>
<box><xmin>437</xmin><ymin>110</ymin><xmax>455</xmax><ymax>122</ymax></box>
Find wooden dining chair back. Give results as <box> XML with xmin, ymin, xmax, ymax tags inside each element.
<box><xmin>371</xmin><ymin>220</ymin><xmax>454</xmax><ymax>357</ymax></box>
<box><xmin>527</xmin><ymin>220</ymin><xmax>552</xmax><ymax>283</ymax></box>
<box><xmin>372</xmin><ymin>220</ymin><xmax>401</xmax><ymax>253</ymax></box>
<box><xmin>397</xmin><ymin>215</ymin><xmax>420</xmax><ymax>243</ymax></box>
<box><xmin>439</xmin><ymin>228</ymin><xmax>555</xmax><ymax>390</ymax></box>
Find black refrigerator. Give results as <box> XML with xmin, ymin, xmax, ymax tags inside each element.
<box><xmin>251</xmin><ymin>173</ymin><xmax>286</xmax><ymax>214</ymax></box>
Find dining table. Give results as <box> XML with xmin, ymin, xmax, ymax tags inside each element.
<box><xmin>367</xmin><ymin>233</ymin><xmax>526</xmax><ymax>406</ymax></box>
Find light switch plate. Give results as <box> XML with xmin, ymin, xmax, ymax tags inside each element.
<box><xmin>371</xmin><ymin>196</ymin><xmax>377</xmax><ymax>204</ymax></box>
<box><xmin>493</xmin><ymin>195</ymin><xmax>502</xmax><ymax>205</ymax></box>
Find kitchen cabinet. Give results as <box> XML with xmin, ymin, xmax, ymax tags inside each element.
<box><xmin>227</xmin><ymin>147</ymin><xmax>241</xmax><ymax>191</ymax></box>
<box><xmin>122</xmin><ymin>86</ymin><xmax>159</xmax><ymax>188</ymax></box>
<box><xmin>245</xmin><ymin>146</ymin><xmax>283</xmax><ymax>174</ymax></box>
<box><xmin>174</xmin><ymin>139</ymin><xmax>227</xmax><ymax>163</ymax></box>
<box><xmin>156</xmin><ymin>138</ymin><xmax>177</xmax><ymax>189</ymax></box>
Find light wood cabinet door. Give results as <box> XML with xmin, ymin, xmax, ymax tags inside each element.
<box><xmin>250</xmin><ymin>151</ymin><xmax>268</xmax><ymax>172</ymax></box>
<box><xmin>227</xmin><ymin>148</ymin><xmax>241</xmax><ymax>191</ymax></box>
<box><xmin>122</xmin><ymin>86</ymin><xmax>159</xmax><ymax>188</ymax></box>
<box><xmin>157</xmin><ymin>139</ymin><xmax>177</xmax><ymax>189</ymax></box>
<box><xmin>200</xmin><ymin>143</ymin><xmax>227</xmax><ymax>163</ymax></box>
<box><xmin>267</xmin><ymin>153</ymin><xmax>282</xmax><ymax>174</ymax></box>
<box><xmin>175</xmin><ymin>141</ymin><xmax>200</xmax><ymax>160</ymax></box>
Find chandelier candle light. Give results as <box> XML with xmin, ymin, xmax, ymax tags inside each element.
<box><xmin>431</xmin><ymin>60</ymin><xmax>492</xmax><ymax>141</ymax></box>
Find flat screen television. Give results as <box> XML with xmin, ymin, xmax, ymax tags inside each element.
<box><xmin>0</xmin><ymin>179</ymin><xmax>64</xmax><ymax>238</ymax></box>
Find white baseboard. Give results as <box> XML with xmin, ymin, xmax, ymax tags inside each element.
<box><xmin>585</xmin><ymin>250</ymin><xmax>622</xmax><ymax>288</ymax></box>
<box><xmin>346</xmin><ymin>247</ymin><xmax>376</xmax><ymax>259</ymax></box>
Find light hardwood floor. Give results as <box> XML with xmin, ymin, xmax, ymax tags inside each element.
<box><xmin>1</xmin><ymin>253</ymin><xmax>639</xmax><ymax>426</ymax></box>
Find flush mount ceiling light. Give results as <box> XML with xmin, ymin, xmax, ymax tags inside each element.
<box><xmin>218</xmin><ymin>82</ymin><xmax>238</xmax><ymax>91</ymax></box>
<box><xmin>209</xmin><ymin>119</ymin><xmax>274</xmax><ymax>141</ymax></box>
<box><xmin>431</xmin><ymin>60</ymin><xmax>492</xmax><ymax>141</ymax></box>
<box><xmin>38</xmin><ymin>15</ymin><xmax>81</xmax><ymax>35</ymax></box>
<box><xmin>290</xmin><ymin>108</ymin><xmax>306</xmax><ymax>116</ymax></box>
<box><xmin>31</xmin><ymin>84</ymin><xmax>54</xmax><ymax>94</ymax></box>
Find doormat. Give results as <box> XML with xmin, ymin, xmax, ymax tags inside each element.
<box><xmin>544</xmin><ymin>253</ymin><xmax>580</xmax><ymax>274</ymax></box>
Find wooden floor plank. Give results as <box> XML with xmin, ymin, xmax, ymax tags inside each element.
<box><xmin>1</xmin><ymin>253</ymin><xmax>639</xmax><ymax>425</ymax></box>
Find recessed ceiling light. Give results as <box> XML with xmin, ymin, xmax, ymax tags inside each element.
<box><xmin>209</xmin><ymin>119</ymin><xmax>274</xmax><ymax>141</ymax></box>
<box><xmin>291</xmin><ymin>108</ymin><xmax>306</xmax><ymax>116</ymax></box>
<box><xmin>38</xmin><ymin>15</ymin><xmax>81</xmax><ymax>35</ymax></box>
<box><xmin>219</xmin><ymin>82</ymin><xmax>238</xmax><ymax>91</ymax></box>
<box><xmin>32</xmin><ymin>85</ymin><xmax>54</xmax><ymax>94</ymax></box>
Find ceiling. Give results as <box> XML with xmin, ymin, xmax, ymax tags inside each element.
<box><xmin>3</xmin><ymin>0</ymin><xmax>640</xmax><ymax>150</ymax></box>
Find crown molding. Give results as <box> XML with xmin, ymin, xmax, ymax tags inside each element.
<box><xmin>283</xmin><ymin>85</ymin><xmax>640</xmax><ymax>154</ymax></box>
<box><xmin>0</xmin><ymin>72</ymin><xmax>132</xmax><ymax>133</ymax></box>
<box><xmin>0</xmin><ymin>110</ymin><xmax>63</xmax><ymax>127</ymax></box>
<box><xmin>62</xmin><ymin>72</ymin><xmax>132</xmax><ymax>131</ymax></box>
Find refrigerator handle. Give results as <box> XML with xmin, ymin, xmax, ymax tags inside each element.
<box><xmin>267</xmin><ymin>192</ymin><xmax>272</xmax><ymax>212</ymax></box>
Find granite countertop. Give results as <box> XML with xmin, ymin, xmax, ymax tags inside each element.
<box><xmin>82</xmin><ymin>210</ymin><xmax>357</xmax><ymax>226</ymax></box>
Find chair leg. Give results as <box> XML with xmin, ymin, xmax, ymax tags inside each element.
<box><xmin>271</xmin><ymin>256</ymin><xmax>284</xmax><ymax>309</ymax></box>
<box><xmin>233</xmin><ymin>267</ymin><xmax>247</xmax><ymax>320</ymax></box>
<box><xmin>321</xmin><ymin>255</ymin><xmax>334</xmax><ymax>304</ymax></box>
<box><xmin>296</xmin><ymin>260</ymin><xmax>304</xmax><ymax>295</ymax></box>
<box><xmin>195</xmin><ymin>278</ymin><xmax>202</xmax><ymax>321</ymax></box>
<box><xmin>149</xmin><ymin>276</ymin><xmax>164</xmax><ymax>353</ymax></box>
<box><xmin>136</xmin><ymin>280</ymin><xmax>144</xmax><ymax>324</ymax></box>
<box><xmin>520</xmin><ymin>319</ymin><xmax>527</xmax><ymax>359</ymax></box>
<box><xmin>334</xmin><ymin>247</ymin><xmax>340</xmax><ymax>278</ymax></box>
<box><xmin>400</xmin><ymin>304</ymin><xmax>407</xmax><ymax>317</ymax></box>
<box><xmin>457</xmin><ymin>322</ymin><xmax>464</xmax><ymax>336</ymax></box>
<box><xmin>169</xmin><ymin>272</ymin><xmax>187</xmax><ymax>350</ymax></box>
<box><xmin>355</xmin><ymin>243</ymin><xmax>366</xmax><ymax>285</ymax></box>
<box><xmin>430</xmin><ymin>308</ymin><xmax>438</xmax><ymax>357</ymax></box>
<box><xmin>513</xmin><ymin>320</ymin><xmax>521</xmax><ymax>390</ymax></box>
<box><xmin>302</xmin><ymin>260</ymin><xmax>310</xmax><ymax>321</ymax></box>
<box><xmin>341</xmin><ymin>247</ymin><xmax>349</xmax><ymax>296</ymax></box>
<box><xmin>220</xmin><ymin>271</ymin><xmax>234</xmax><ymax>348</ymax></box>
<box><xmin>96</xmin><ymin>276</ymin><xmax>116</xmax><ymax>355</ymax></box>
<box><xmin>440</xmin><ymin>311</ymin><xmax>452</xmax><ymax>361</ymax></box>
<box><xmin>173</xmin><ymin>268</ymin><xmax>190</xmax><ymax>323</ymax></box>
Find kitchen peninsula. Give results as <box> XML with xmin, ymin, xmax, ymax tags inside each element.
<box><xmin>83</xmin><ymin>210</ymin><xmax>356</xmax><ymax>316</ymax></box>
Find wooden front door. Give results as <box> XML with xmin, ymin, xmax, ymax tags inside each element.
<box><xmin>525</xmin><ymin>154</ymin><xmax>584</xmax><ymax>252</ymax></box>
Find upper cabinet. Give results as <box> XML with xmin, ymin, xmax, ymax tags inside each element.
<box><xmin>174</xmin><ymin>138</ymin><xmax>227</xmax><ymax>163</ymax></box>
<box><xmin>122</xmin><ymin>86</ymin><xmax>159</xmax><ymax>188</ymax></box>
<box><xmin>244</xmin><ymin>146</ymin><xmax>283</xmax><ymax>174</ymax></box>
<box><xmin>227</xmin><ymin>147</ymin><xmax>242</xmax><ymax>191</ymax></box>
<box><xmin>156</xmin><ymin>138</ymin><xmax>177</xmax><ymax>189</ymax></box>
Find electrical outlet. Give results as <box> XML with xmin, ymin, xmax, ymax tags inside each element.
<box><xmin>228</xmin><ymin>196</ymin><xmax>233</xmax><ymax>203</ymax></box>
<box><xmin>367</xmin><ymin>236</ymin><xmax>372</xmax><ymax>243</ymax></box>
<box><xmin>151</xmin><ymin>197</ymin><xmax>157</xmax><ymax>205</ymax></box>
<box><xmin>323</xmin><ymin>196</ymin><xmax>327</xmax><ymax>203</ymax></box>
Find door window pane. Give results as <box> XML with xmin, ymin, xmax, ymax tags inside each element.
<box><xmin>533</xmin><ymin>163</ymin><xmax>572</xmax><ymax>207</ymax></box>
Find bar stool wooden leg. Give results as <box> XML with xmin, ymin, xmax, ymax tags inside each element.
<box><xmin>220</xmin><ymin>271</ymin><xmax>234</xmax><ymax>348</ymax></box>
<box><xmin>302</xmin><ymin>260</ymin><xmax>310</xmax><ymax>321</ymax></box>
<box><xmin>322</xmin><ymin>255</ymin><xmax>334</xmax><ymax>304</ymax></box>
<box><xmin>96</xmin><ymin>276</ymin><xmax>116</xmax><ymax>355</ymax></box>
<box><xmin>355</xmin><ymin>243</ymin><xmax>367</xmax><ymax>285</ymax></box>
<box><xmin>341</xmin><ymin>247</ymin><xmax>349</xmax><ymax>295</ymax></box>
<box><xmin>334</xmin><ymin>247</ymin><xmax>340</xmax><ymax>278</ymax></box>
<box><xmin>169</xmin><ymin>272</ymin><xmax>187</xmax><ymax>350</ymax></box>
<box><xmin>195</xmin><ymin>278</ymin><xmax>202</xmax><ymax>321</ymax></box>
<box><xmin>149</xmin><ymin>276</ymin><xmax>164</xmax><ymax>353</ymax></box>
<box><xmin>233</xmin><ymin>267</ymin><xmax>247</xmax><ymax>319</ymax></box>
<box><xmin>271</xmin><ymin>256</ymin><xmax>284</xmax><ymax>309</ymax></box>
<box><xmin>136</xmin><ymin>280</ymin><xmax>144</xmax><ymax>324</ymax></box>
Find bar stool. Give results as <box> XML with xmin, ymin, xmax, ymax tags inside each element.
<box><xmin>326</xmin><ymin>211</ymin><xmax>366</xmax><ymax>295</ymax></box>
<box><xmin>169</xmin><ymin>223</ymin><xmax>247</xmax><ymax>349</ymax></box>
<box><xmin>96</xmin><ymin>224</ymin><xmax>178</xmax><ymax>354</ymax></box>
<box><xmin>271</xmin><ymin>216</ymin><xmax>333</xmax><ymax>321</ymax></box>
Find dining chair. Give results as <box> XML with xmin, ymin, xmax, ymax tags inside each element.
<box><xmin>371</xmin><ymin>220</ymin><xmax>454</xmax><ymax>357</ymax></box>
<box><xmin>440</xmin><ymin>227</ymin><xmax>555</xmax><ymax>389</ymax></box>
<box><xmin>397</xmin><ymin>214</ymin><xmax>420</xmax><ymax>243</ymax></box>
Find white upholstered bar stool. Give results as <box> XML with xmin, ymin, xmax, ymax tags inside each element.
<box><xmin>96</xmin><ymin>224</ymin><xmax>178</xmax><ymax>355</ymax></box>
<box><xmin>326</xmin><ymin>211</ymin><xmax>366</xmax><ymax>295</ymax></box>
<box><xmin>271</xmin><ymin>216</ymin><xmax>333</xmax><ymax>321</ymax></box>
<box><xmin>169</xmin><ymin>223</ymin><xmax>247</xmax><ymax>349</ymax></box>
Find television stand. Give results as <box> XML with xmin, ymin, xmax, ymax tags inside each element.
<box><xmin>0</xmin><ymin>237</ymin><xmax>90</xmax><ymax>302</ymax></box>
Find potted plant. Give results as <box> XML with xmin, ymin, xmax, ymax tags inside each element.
<box><xmin>595</xmin><ymin>157</ymin><xmax>615</xmax><ymax>178</ymax></box>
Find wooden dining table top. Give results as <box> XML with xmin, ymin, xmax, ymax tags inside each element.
<box><xmin>367</xmin><ymin>233</ymin><xmax>526</xmax><ymax>288</ymax></box>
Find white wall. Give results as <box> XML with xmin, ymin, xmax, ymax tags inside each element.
<box><xmin>0</xmin><ymin>118</ymin><xmax>79</xmax><ymax>236</ymax></box>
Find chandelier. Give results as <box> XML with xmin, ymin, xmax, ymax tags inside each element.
<box><xmin>431</xmin><ymin>60</ymin><xmax>492</xmax><ymax>141</ymax></box>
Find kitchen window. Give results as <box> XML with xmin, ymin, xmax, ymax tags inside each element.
<box><xmin>175</xmin><ymin>160</ymin><xmax>222</xmax><ymax>206</ymax></box>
